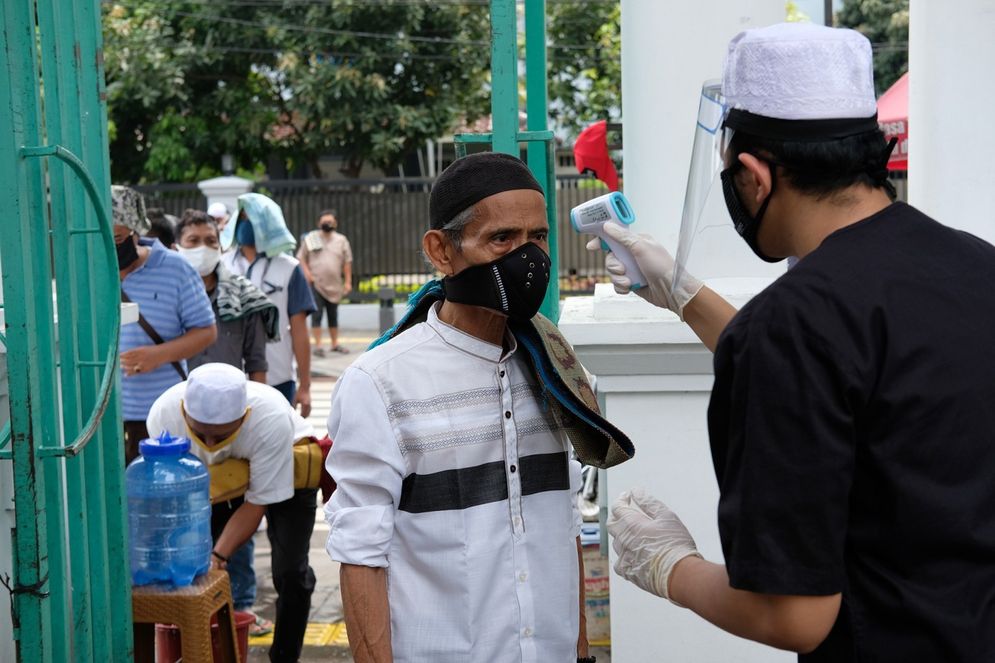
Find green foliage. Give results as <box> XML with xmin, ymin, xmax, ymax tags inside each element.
<box><xmin>547</xmin><ymin>2</ymin><xmax>621</xmax><ymax>139</ymax></box>
<box><xmin>836</xmin><ymin>0</ymin><xmax>910</xmax><ymax>94</ymax></box>
<box><xmin>103</xmin><ymin>1</ymin><xmax>277</xmax><ymax>182</ymax></box>
<box><xmin>102</xmin><ymin>1</ymin><xmax>490</xmax><ymax>182</ymax></box>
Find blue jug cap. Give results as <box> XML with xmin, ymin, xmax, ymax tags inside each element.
<box><xmin>138</xmin><ymin>431</ymin><xmax>192</xmax><ymax>457</ymax></box>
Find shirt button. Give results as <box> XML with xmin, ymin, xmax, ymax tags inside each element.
<box><xmin>510</xmin><ymin>464</ymin><xmax>517</xmax><ymax>473</ymax></box>
<box><xmin>499</xmin><ymin>370</ymin><xmax>505</xmax><ymax>378</ymax></box>
<box><xmin>514</xmin><ymin>516</ymin><xmax>522</xmax><ymax>527</ymax></box>
<box><xmin>519</xmin><ymin>572</ymin><xmax>528</xmax><ymax>582</ymax></box>
<box><xmin>505</xmin><ymin>411</ymin><xmax>511</xmax><ymax>419</ymax></box>
<box><xmin>524</xmin><ymin>627</ymin><xmax>533</xmax><ymax>637</ymax></box>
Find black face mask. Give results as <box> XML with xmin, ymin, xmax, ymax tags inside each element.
<box><xmin>320</xmin><ymin>223</ymin><xmax>335</xmax><ymax>232</ymax></box>
<box><xmin>442</xmin><ymin>242</ymin><xmax>550</xmax><ymax>321</ymax></box>
<box><xmin>720</xmin><ymin>162</ymin><xmax>782</xmax><ymax>263</ymax></box>
<box><xmin>116</xmin><ymin>234</ymin><xmax>139</xmax><ymax>269</ymax></box>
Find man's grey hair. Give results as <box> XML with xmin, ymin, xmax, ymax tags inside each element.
<box><xmin>423</xmin><ymin>203</ymin><xmax>476</xmax><ymax>268</ymax></box>
<box><xmin>440</xmin><ymin>204</ymin><xmax>476</xmax><ymax>250</ymax></box>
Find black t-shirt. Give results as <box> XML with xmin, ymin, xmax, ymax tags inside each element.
<box><xmin>709</xmin><ymin>203</ymin><xmax>995</xmax><ymax>662</ymax></box>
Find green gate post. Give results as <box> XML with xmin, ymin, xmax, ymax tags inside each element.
<box><xmin>489</xmin><ymin>0</ymin><xmax>519</xmax><ymax>156</ymax></box>
<box><xmin>0</xmin><ymin>2</ymin><xmax>60</xmax><ymax>659</ymax></box>
<box><xmin>524</xmin><ymin>0</ymin><xmax>559</xmax><ymax>321</ymax></box>
<box><xmin>1</xmin><ymin>0</ymin><xmax>132</xmax><ymax>660</ymax></box>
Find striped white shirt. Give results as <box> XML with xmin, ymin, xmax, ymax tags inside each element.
<box><xmin>325</xmin><ymin>303</ymin><xmax>582</xmax><ymax>663</ymax></box>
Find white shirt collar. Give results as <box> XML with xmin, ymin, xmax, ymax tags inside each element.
<box><xmin>426</xmin><ymin>302</ymin><xmax>517</xmax><ymax>363</ymax></box>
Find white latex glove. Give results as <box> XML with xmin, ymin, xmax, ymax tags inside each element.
<box><xmin>586</xmin><ymin>223</ymin><xmax>704</xmax><ymax>319</ymax></box>
<box><xmin>606</xmin><ymin>488</ymin><xmax>701</xmax><ymax>605</ymax></box>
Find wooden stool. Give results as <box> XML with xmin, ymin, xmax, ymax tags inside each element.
<box><xmin>132</xmin><ymin>569</ymin><xmax>239</xmax><ymax>663</ymax></box>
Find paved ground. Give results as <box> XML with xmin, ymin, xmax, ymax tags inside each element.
<box><xmin>245</xmin><ymin>331</ymin><xmax>612</xmax><ymax>662</ymax></box>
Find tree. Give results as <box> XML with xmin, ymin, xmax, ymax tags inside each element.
<box><xmin>103</xmin><ymin>2</ymin><xmax>277</xmax><ymax>183</ymax></box>
<box><xmin>267</xmin><ymin>1</ymin><xmax>491</xmax><ymax>178</ymax></box>
<box><xmin>546</xmin><ymin>1</ymin><xmax>621</xmax><ymax>140</ymax></box>
<box><xmin>836</xmin><ymin>0</ymin><xmax>909</xmax><ymax>94</ymax></box>
<box><xmin>102</xmin><ymin>0</ymin><xmax>491</xmax><ymax>182</ymax></box>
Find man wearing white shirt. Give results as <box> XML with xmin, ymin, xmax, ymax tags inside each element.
<box><xmin>147</xmin><ymin>362</ymin><xmax>317</xmax><ymax>663</ymax></box>
<box><xmin>325</xmin><ymin>154</ymin><xmax>596</xmax><ymax>663</ymax></box>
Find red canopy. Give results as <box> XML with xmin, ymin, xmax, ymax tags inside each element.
<box><xmin>573</xmin><ymin>120</ymin><xmax>619</xmax><ymax>191</ymax></box>
<box><xmin>877</xmin><ymin>72</ymin><xmax>909</xmax><ymax>171</ymax></box>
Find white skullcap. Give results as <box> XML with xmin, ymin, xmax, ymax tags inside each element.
<box><xmin>723</xmin><ymin>23</ymin><xmax>877</xmax><ymax>121</ymax></box>
<box><xmin>207</xmin><ymin>202</ymin><xmax>229</xmax><ymax>219</ymax></box>
<box><xmin>184</xmin><ymin>363</ymin><xmax>247</xmax><ymax>425</ymax></box>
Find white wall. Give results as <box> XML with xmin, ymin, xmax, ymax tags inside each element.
<box><xmin>621</xmin><ymin>0</ymin><xmax>786</xmax><ymax>280</ymax></box>
<box><xmin>908</xmin><ymin>0</ymin><xmax>995</xmax><ymax>244</ymax></box>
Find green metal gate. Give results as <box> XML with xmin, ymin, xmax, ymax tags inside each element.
<box><xmin>0</xmin><ymin>0</ymin><xmax>133</xmax><ymax>660</ymax></box>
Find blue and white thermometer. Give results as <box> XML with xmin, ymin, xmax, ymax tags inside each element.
<box><xmin>570</xmin><ymin>192</ymin><xmax>646</xmax><ymax>290</ymax></box>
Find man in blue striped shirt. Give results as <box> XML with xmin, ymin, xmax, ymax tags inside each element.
<box><xmin>113</xmin><ymin>185</ymin><xmax>216</xmax><ymax>463</ymax></box>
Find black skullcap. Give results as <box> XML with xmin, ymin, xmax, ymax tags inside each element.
<box><xmin>429</xmin><ymin>152</ymin><xmax>544</xmax><ymax>229</ymax></box>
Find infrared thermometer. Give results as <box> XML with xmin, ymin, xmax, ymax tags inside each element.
<box><xmin>570</xmin><ymin>191</ymin><xmax>647</xmax><ymax>290</ymax></box>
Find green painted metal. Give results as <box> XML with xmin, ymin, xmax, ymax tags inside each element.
<box><xmin>464</xmin><ymin>2</ymin><xmax>561</xmax><ymax>320</ymax></box>
<box><xmin>1</xmin><ymin>2</ymin><xmax>60</xmax><ymax>658</ymax></box>
<box><xmin>1</xmin><ymin>0</ymin><xmax>132</xmax><ymax>660</ymax></box>
<box><xmin>525</xmin><ymin>0</ymin><xmax>559</xmax><ymax>321</ymax></box>
<box><xmin>489</xmin><ymin>0</ymin><xmax>519</xmax><ymax>156</ymax></box>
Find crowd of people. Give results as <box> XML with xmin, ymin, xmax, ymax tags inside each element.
<box><xmin>113</xmin><ymin>187</ymin><xmax>353</xmax><ymax>658</ymax></box>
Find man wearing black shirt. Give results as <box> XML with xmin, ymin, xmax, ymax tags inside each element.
<box><xmin>601</xmin><ymin>23</ymin><xmax>995</xmax><ymax>662</ymax></box>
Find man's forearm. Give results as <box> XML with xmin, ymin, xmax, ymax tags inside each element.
<box><xmin>214</xmin><ymin>501</ymin><xmax>266</xmax><ymax>558</ymax></box>
<box><xmin>576</xmin><ymin>537</ymin><xmax>589</xmax><ymax>658</ymax></box>
<box><xmin>341</xmin><ymin>564</ymin><xmax>392</xmax><ymax>663</ymax></box>
<box><xmin>160</xmin><ymin>325</ymin><xmax>218</xmax><ymax>363</ymax></box>
<box><xmin>289</xmin><ymin>313</ymin><xmax>311</xmax><ymax>388</ymax></box>
<box><xmin>681</xmin><ymin>287</ymin><xmax>737</xmax><ymax>352</ymax></box>
<box><xmin>668</xmin><ymin>556</ymin><xmax>840</xmax><ymax>654</ymax></box>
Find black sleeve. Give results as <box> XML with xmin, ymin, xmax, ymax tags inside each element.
<box><xmin>707</xmin><ymin>292</ymin><xmax>860</xmax><ymax>596</ymax></box>
<box><xmin>242</xmin><ymin>312</ymin><xmax>269</xmax><ymax>375</ymax></box>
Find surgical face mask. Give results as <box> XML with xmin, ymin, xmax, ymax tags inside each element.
<box><xmin>720</xmin><ymin>162</ymin><xmax>782</xmax><ymax>263</ymax></box>
<box><xmin>320</xmin><ymin>222</ymin><xmax>335</xmax><ymax>232</ymax></box>
<box><xmin>442</xmin><ymin>242</ymin><xmax>550</xmax><ymax>321</ymax></box>
<box><xmin>179</xmin><ymin>245</ymin><xmax>222</xmax><ymax>277</ymax></box>
<box><xmin>116</xmin><ymin>233</ymin><xmax>139</xmax><ymax>269</ymax></box>
<box><xmin>234</xmin><ymin>218</ymin><xmax>255</xmax><ymax>246</ymax></box>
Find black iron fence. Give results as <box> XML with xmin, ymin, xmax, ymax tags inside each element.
<box><xmin>133</xmin><ymin>182</ymin><xmax>206</xmax><ymax>217</ymax></box>
<box><xmin>136</xmin><ymin>175</ymin><xmax>612</xmax><ymax>300</ymax></box>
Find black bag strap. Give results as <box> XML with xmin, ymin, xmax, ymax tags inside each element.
<box><xmin>120</xmin><ymin>290</ymin><xmax>188</xmax><ymax>380</ymax></box>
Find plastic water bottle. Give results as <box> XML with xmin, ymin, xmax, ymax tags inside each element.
<box><xmin>127</xmin><ymin>431</ymin><xmax>212</xmax><ymax>587</ymax></box>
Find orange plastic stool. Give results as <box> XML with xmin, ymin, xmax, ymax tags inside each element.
<box><xmin>132</xmin><ymin>569</ymin><xmax>239</xmax><ymax>663</ymax></box>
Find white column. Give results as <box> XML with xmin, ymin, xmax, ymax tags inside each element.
<box><xmin>621</xmin><ymin>0</ymin><xmax>786</xmax><ymax>280</ymax></box>
<box><xmin>589</xmin><ymin>3</ymin><xmax>792</xmax><ymax>659</ymax></box>
<box><xmin>908</xmin><ymin>0</ymin><xmax>995</xmax><ymax>244</ymax></box>
<box><xmin>197</xmin><ymin>175</ymin><xmax>253</xmax><ymax>216</ymax></box>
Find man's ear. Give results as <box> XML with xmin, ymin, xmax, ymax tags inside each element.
<box><xmin>423</xmin><ymin>230</ymin><xmax>457</xmax><ymax>276</ymax></box>
<box><xmin>737</xmin><ymin>152</ymin><xmax>774</xmax><ymax>206</ymax></box>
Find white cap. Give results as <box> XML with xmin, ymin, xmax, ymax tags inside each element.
<box><xmin>722</xmin><ymin>23</ymin><xmax>877</xmax><ymax>121</ymax></box>
<box><xmin>207</xmin><ymin>202</ymin><xmax>229</xmax><ymax>219</ymax></box>
<box><xmin>184</xmin><ymin>363</ymin><xmax>247</xmax><ymax>425</ymax></box>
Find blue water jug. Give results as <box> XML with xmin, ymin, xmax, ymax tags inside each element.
<box><xmin>126</xmin><ymin>431</ymin><xmax>212</xmax><ymax>587</ymax></box>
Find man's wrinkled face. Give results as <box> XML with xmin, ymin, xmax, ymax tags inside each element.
<box><xmin>449</xmin><ymin>189</ymin><xmax>548</xmax><ymax>274</ymax></box>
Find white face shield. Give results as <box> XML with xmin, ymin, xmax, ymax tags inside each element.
<box><xmin>671</xmin><ymin>81</ymin><xmax>735</xmax><ymax>299</ymax></box>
